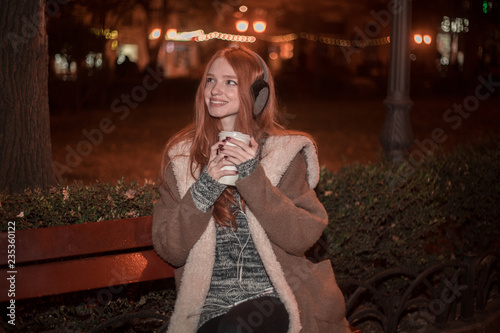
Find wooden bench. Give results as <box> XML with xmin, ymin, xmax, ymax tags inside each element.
<box><xmin>0</xmin><ymin>216</ymin><xmax>361</xmax><ymax>331</ymax></box>
<box><xmin>0</xmin><ymin>216</ymin><xmax>174</xmax><ymax>302</ymax></box>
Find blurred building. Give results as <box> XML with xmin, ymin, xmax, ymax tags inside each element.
<box><xmin>49</xmin><ymin>0</ymin><xmax>499</xmax><ymax>86</ymax></box>
<box><xmin>50</xmin><ymin>0</ymin><xmax>391</xmax><ymax>80</ymax></box>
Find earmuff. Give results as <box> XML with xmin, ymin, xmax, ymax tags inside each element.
<box><xmin>248</xmin><ymin>51</ymin><xmax>270</xmax><ymax>116</ymax></box>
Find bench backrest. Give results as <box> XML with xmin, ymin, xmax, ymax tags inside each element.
<box><xmin>0</xmin><ymin>216</ymin><xmax>174</xmax><ymax>302</ymax></box>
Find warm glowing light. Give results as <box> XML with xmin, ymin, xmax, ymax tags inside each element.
<box><xmin>149</xmin><ymin>28</ymin><xmax>161</xmax><ymax>40</ymax></box>
<box><xmin>164</xmin><ymin>29</ymin><xmax>204</xmax><ymax>41</ymax></box>
<box><xmin>441</xmin><ymin>16</ymin><xmax>469</xmax><ymax>33</ymax></box>
<box><xmin>269</xmin><ymin>52</ymin><xmax>278</xmax><ymax>60</ymax></box>
<box><xmin>176</xmin><ymin>30</ymin><xmax>204</xmax><ymax>41</ymax></box>
<box><xmin>280</xmin><ymin>42</ymin><xmax>294</xmax><ymax>59</ymax></box>
<box><xmin>166</xmin><ymin>28</ymin><xmax>177</xmax><ymax>39</ymax></box>
<box><xmin>166</xmin><ymin>41</ymin><xmax>175</xmax><ymax>53</ymax></box>
<box><xmin>253</xmin><ymin>21</ymin><xmax>266</xmax><ymax>33</ymax></box>
<box><xmin>91</xmin><ymin>28</ymin><xmax>118</xmax><ymax>39</ymax></box>
<box><xmin>239</xmin><ymin>5</ymin><xmax>248</xmax><ymax>12</ymax></box>
<box><xmin>423</xmin><ymin>35</ymin><xmax>432</xmax><ymax>44</ymax></box>
<box><xmin>236</xmin><ymin>20</ymin><xmax>249</xmax><ymax>32</ymax></box>
<box><xmin>195</xmin><ymin>31</ymin><xmax>256</xmax><ymax>43</ymax></box>
<box><xmin>414</xmin><ymin>34</ymin><xmax>423</xmax><ymax>44</ymax></box>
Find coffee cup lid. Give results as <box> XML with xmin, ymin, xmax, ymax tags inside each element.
<box><xmin>219</xmin><ymin>131</ymin><xmax>250</xmax><ymax>141</ymax></box>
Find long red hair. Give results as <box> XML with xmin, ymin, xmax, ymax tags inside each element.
<box><xmin>161</xmin><ymin>46</ymin><xmax>291</xmax><ymax>228</ymax></box>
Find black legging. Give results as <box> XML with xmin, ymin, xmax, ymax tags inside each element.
<box><xmin>197</xmin><ymin>296</ymin><xmax>289</xmax><ymax>333</ymax></box>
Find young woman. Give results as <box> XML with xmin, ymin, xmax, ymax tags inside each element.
<box><xmin>152</xmin><ymin>46</ymin><xmax>350</xmax><ymax>333</ymax></box>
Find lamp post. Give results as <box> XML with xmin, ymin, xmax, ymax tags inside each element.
<box><xmin>381</xmin><ymin>0</ymin><xmax>414</xmax><ymax>163</ymax></box>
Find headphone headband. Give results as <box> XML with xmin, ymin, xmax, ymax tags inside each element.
<box><xmin>245</xmin><ymin>49</ymin><xmax>270</xmax><ymax>116</ymax></box>
<box><xmin>250</xmin><ymin>51</ymin><xmax>269</xmax><ymax>83</ymax></box>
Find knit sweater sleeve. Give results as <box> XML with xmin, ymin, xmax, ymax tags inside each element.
<box><xmin>236</xmin><ymin>155</ymin><xmax>259</xmax><ymax>179</ymax></box>
<box><xmin>152</xmin><ymin>162</ymin><xmax>217</xmax><ymax>267</ymax></box>
<box><xmin>190</xmin><ymin>167</ymin><xmax>227</xmax><ymax>212</ymax></box>
<box><xmin>235</xmin><ymin>150</ymin><xmax>328</xmax><ymax>256</ymax></box>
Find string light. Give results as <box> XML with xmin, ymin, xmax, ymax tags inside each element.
<box><xmin>256</xmin><ymin>32</ymin><xmax>390</xmax><ymax>47</ymax></box>
<box><xmin>195</xmin><ymin>31</ymin><xmax>256</xmax><ymax>43</ymax></box>
<box><xmin>172</xmin><ymin>29</ymin><xmax>392</xmax><ymax>47</ymax></box>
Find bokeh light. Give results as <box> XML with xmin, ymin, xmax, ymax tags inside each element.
<box><xmin>149</xmin><ymin>28</ymin><xmax>161</xmax><ymax>40</ymax></box>
<box><xmin>236</xmin><ymin>20</ymin><xmax>249</xmax><ymax>33</ymax></box>
<box><xmin>253</xmin><ymin>21</ymin><xmax>266</xmax><ymax>33</ymax></box>
<box><xmin>166</xmin><ymin>28</ymin><xmax>177</xmax><ymax>39</ymax></box>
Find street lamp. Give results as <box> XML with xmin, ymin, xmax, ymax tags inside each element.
<box><xmin>236</xmin><ymin>20</ymin><xmax>249</xmax><ymax>33</ymax></box>
<box><xmin>413</xmin><ymin>34</ymin><xmax>432</xmax><ymax>45</ymax></box>
<box><xmin>253</xmin><ymin>21</ymin><xmax>266</xmax><ymax>33</ymax></box>
<box><xmin>149</xmin><ymin>28</ymin><xmax>161</xmax><ymax>40</ymax></box>
<box><xmin>381</xmin><ymin>0</ymin><xmax>413</xmax><ymax>163</ymax></box>
<box><xmin>166</xmin><ymin>29</ymin><xmax>177</xmax><ymax>40</ymax></box>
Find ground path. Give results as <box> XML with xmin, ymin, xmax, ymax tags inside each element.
<box><xmin>50</xmin><ymin>93</ymin><xmax>499</xmax><ymax>185</ymax></box>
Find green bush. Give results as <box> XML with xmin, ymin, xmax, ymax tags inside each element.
<box><xmin>432</xmin><ymin>139</ymin><xmax>500</xmax><ymax>254</ymax></box>
<box><xmin>4</xmin><ymin>285</ymin><xmax>176</xmax><ymax>331</ymax></box>
<box><xmin>0</xmin><ymin>178</ymin><xmax>159</xmax><ymax>231</ymax></box>
<box><xmin>319</xmin><ymin>162</ymin><xmax>445</xmax><ymax>280</ymax></box>
<box><xmin>320</xmin><ymin>136</ymin><xmax>500</xmax><ymax>280</ymax></box>
<box><xmin>1</xmin><ymin>137</ymin><xmax>498</xmax><ymax>281</ymax></box>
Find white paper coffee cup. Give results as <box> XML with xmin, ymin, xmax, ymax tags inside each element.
<box><xmin>218</xmin><ymin>131</ymin><xmax>251</xmax><ymax>186</ymax></box>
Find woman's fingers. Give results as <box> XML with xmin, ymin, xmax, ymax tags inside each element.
<box><xmin>221</xmin><ymin>137</ymin><xmax>258</xmax><ymax>163</ymax></box>
<box><xmin>248</xmin><ymin>136</ymin><xmax>258</xmax><ymax>149</ymax></box>
<box><xmin>207</xmin><ymin>143</ymin><xmax>237</xmax><ymax>180</ymax></box>
<box><xmin>206</xmin><ymin>136</ymin><xmax>259</xmax><ymax>180</ymax></box>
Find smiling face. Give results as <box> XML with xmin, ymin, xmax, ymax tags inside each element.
<box><xmin>204</xmin><ymin>57</ymin><xmax>240</xmax><ymax>131</ymax></box>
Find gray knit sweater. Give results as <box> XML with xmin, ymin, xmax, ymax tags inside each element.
<box><xmin>189</xmin><ymin>157</ymin><xmax>279</xmax><ymax>328</ymax></box>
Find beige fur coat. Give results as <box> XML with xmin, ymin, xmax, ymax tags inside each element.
<box><xmin>152</xmin><ymin>135</ymin><xmax>351</xmax><ymax>333</ymax></box>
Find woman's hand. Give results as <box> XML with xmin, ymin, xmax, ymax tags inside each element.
<box><xmin>206</xmin><ymin>137</ymin><xmax>258</xmax><ymax>181</ymax></box>
<box><xmin>206</xmin><ymin>140</ymin><xmax>237</xmax><ymax>181</ymax></box>
<box><xmin>220</xmin><ymin>136</ymin><xmax>258</xmax><ymax>166</ymax></box>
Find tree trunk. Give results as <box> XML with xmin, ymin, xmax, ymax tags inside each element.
<box><xmin>0</xmin><ymin>0</ymin><xmax>56</xmax><ymax>192</ymax></box>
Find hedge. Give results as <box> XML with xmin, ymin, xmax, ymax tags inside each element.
<box><xmin>1</xmin><ymin>136</ymin><xmax>499</xmax><ymax>281</ymax></box>
<box><xmin>321</xmin><ymin>135</ymin><xmax>500</xmax><ymax>280</ymax></box>
<box><xmin>0</xmin><ymin>179</ymin><xmax>158</xmax><ymax>231</ymax></box>
<box><xmin>1</xmin><ymin>136</ymin><xmax>499</xmax><ymax>330</ymax></box>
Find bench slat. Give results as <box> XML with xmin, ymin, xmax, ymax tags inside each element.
<box><xmin>0</xmin><ymin>216</ymin><xmax>153</xmax><ymax>265</ymax></box>
<box><xmin>0</xmin><ymin>249</ymin><xmax>174</xmax><ymax>302</ymax></box>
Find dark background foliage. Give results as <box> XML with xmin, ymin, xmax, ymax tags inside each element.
<box><xmin>320</xmin><ymin>136</ymin><xmax>500</xmax><ymax>280</ymax></box>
